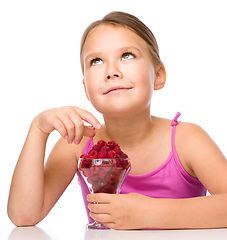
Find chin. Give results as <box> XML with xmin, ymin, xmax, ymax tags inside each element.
<box><xmin>101</xmin><ymin>106</ymin><xmax>142</xmax><ymax>119</ymax></box>
<box><xmin>92</xmin><ymin>96</ymin><xmax>151</xmax><ymax>118</ymax></box>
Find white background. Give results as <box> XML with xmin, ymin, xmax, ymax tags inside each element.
<box><xmin>1</xmin><ymin>0</ymin><xmax>227</xmax><ymax>226</ymax></box>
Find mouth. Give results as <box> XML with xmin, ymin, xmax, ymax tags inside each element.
<box><xmin>103</xmin><ymin>86</ymin><xmax>132</xmax><ymax>95</ymax></box>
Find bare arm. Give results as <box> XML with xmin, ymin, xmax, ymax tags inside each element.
<box><xmin>7</xmin><ymin>106</ymin><xmax>101</xmax><ymax>226</ymax></box>
<box><xmin>150</xmin><ymin>193</ymin><xmax>227</xmax><ymax>229</ymax></box>
<box><xmin>7</xmin><ymin>121</ymin><xmax>49</xmax><ymax>226</ymax></box>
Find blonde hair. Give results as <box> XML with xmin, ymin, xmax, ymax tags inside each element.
<box><xmin>80</xmin><ymin>11</ymin><xmax>162</xmax><ymax>74</ymax></box>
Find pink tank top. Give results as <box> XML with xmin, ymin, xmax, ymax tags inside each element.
<box><xmin>77</xmin><ymin>112</ymin><xmax>207</xmax><ymax>223</ymax></box>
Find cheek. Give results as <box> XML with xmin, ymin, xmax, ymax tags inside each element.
<box><xmin>84</xmin><ymin>71</ymin><xmax>101</xmax><ymax>99</ymax></box>
<box><xmin>133</xmin><ymin>65</ymin><xmax>155</xmax><ymax>92</ymax></box>
<box><xmin>134</xmin><ymin>68</ymin><xmax>155</xmax><ymax>107</ymax></box>
<box><xmin>85</xmin><ymin>83</ymin><xmax>97</xmax><ymax>101</ymax></box>
<box><xmin>84</xmin><ymin>80</ymin><xmax>103</xmax><ymax>110</ymax></box>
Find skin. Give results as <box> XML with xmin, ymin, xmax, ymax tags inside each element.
<box><xmin>7</xmin><ymin>24</ymin><xmax>227</xmax><ymax>230</ymax></box>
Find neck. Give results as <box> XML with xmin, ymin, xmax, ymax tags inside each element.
<box><xmin>102</xmin><ymin>109</ymin><xmax>154</xmax><ymax>148</ymax></box>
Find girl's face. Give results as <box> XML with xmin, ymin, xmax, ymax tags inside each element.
<box><xmin>82</xmin><ymin>24</ymin><xmax>163</xmax><ymax>118</ymax></box>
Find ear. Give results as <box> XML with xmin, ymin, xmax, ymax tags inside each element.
<box><xmin>83</xmin><ymin>79</ymin><xmax>90</xmax><ymax>101</ymax></box>
<box><xmin>154</xmin><ymin>64</ymin><xmax>166</xmax><ymax>90</ymax></box>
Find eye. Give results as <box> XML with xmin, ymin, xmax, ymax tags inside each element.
<box><xmin>91</xmin><ymin>58</ymin><xmax>103</xmax><ymax>66</ymax></box>
<box><xmin>122</xmin><ymin>52</ymin><xmax>135</xmax><ymax>61</ymax></box>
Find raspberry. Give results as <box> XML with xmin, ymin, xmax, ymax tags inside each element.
<box><xmin>95</xmin><ymin>187</ymin><xmax>107</xmax><ymax>193</ymax></box>
<box><xmin>88</xmin><ymin>149</ymin><xmax>93</xmax><ymax>155</ymax></box>
<box><xmin>90</xmin><ymin>165</ymin><xmax>100</xmax><ymax>175</ymax></box>
<box><xmin>109</xmin><ymin>159</ymin><xmax>120</xmax><ymax>167</ymax></box>
<box><xmin>79</xmin><ymin>158</ymin><xmax>92</xmax><ymax>168</ymax></box>
<box><xmin>99</xmin><ymin>169</ymin><xmax>107</xmax><ymax>179</ymax></box>
<box><xmin>80</xmin><ymin>154</ymin><xmax>88</xmax><ymax>158</ymax></box>
<box><xmin>113</xmin><ymin>146</ymin><xmax>123</xmax><ymax>155</ymax></box>
<box><xmin>89</xmin><ymin>150</ymin><xmax>98</xmax><ymax>158</ymax></box>
<box><xmin>91</xmin><ymin>181</ymin><xmax>100</xmax><ymax>192</ymax></box>
<box><xmin>92</xmin><ymin>145</ymin><xmax>101</xmax><ymax>152</ymax></box>
<box><xmin>83</xmin><ymin>168</ymin><xmax>91</xmax><ymax>178</ymax></box>
<box><xmin>103</xmin><ymin>165</ymin><xmax>112</xmax><ymax>172</ymax></box>
<box><xmin>87</xmin><ymin>177</ymin><xmax>93</xmax><ymax>184</ymax></box>
<box><xmin>107</xmin><ymin>141</ymin><xmax>116</xmax><ymax>150</ymax></box>
<box><xmin>101</xmin><ymin>146</ymin><xmax>111</xmax><ymax>153</ymax></box>
<box><xmin>97</xmin><ymin>150</ymin><xmax>107</xmax><ymax>158</ymax></box>
<box><xmin>107</xmin><ymin>150</ymin><xmax>116</xmax><ymax>158</ymax></box>
<box><xmin>113</xmin><ymin>167</ymin><xmax>123</xmax><ymax>176</ymax></box>
<box><xmin>98</xmin><ymin>178</ymin><xmax>107</xmax><ymax>187</ymax></box>
<box><xmin>121</xmin><ymin>153</ymin><xmax>128</xmax><ymax>158</ymax></box>
<box><xmin>107</xmin><ymin>173</ymin><xmax>118</xmax><ymax>183</ymax></box>
<box><xmin>91</xmin><ymin>172</ymin><xmax>99</xmax><ymax>181</ymax></box>
<box><xmin>83</xmin><ymin>158</ymin><xmax>91</xmax><ymax>166</ymax></box>
<box><xmin>97</xmin><ymin>140</ymin><xmax>106</xmax><ymax>147</ymax></box>
<box><xmin>105</xmin><ymin>183</ymin><xmax>116</xmax><ymax>194</ymax></box>
<box><xmin>120</xmin><ymin>159</ymin><xmax>128</xmax><ymax>169</ymax></box>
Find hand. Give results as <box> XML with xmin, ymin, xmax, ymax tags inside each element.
<box><xmin>34</xmin><ymin>106</ymin><xmax>102</xmax><ymax>144</ymax></box>
<box><xmin>87</xmin><ymin>193</ymin><xmax>151</xmax><ymax>230</ymax></box>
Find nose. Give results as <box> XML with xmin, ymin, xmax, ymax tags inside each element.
<box><xmin>106</xmin><ymin>73</ymin><xmax>120</xmax><ymax>80</ymax></box>
<box><xmin>105</xmin><ymin>63</ymin><xmax>123</xmax><ymax>81</ymax></box>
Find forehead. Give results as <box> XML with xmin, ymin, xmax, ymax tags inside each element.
<box><xmin>82</xmin><ymin>24</ymin><xmax>149</xmax><ymax>58</ymax></box>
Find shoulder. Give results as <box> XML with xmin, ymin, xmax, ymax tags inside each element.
<box><xmin>176</xmin><ymin>122</ymin><xmax>207</xmax><ymax>139</ymax></box>
<box><xmin>176</xmin><ymin>122</ymin><xmax>213</xmax><ymax>152</ymax></box>
<box><xmin>175</xmin><ymin>122</ymin><xmax>227</xmax><ymax>187</ymax></box>
<box><xmin>154</xmin><ymin>116</ymin><xmax>207</xmax><ymax>142</ymax></box>
<box><xmin>175</xmin><ymin>122</ymin><xmax>212</xmax><ymax>167</ymax></box>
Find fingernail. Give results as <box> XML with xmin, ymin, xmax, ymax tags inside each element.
<box><xmin>74</xmin><ymin>140</ymin><xmax>80</xmax><ymax>145</ymax></box>
<box><xmin>86</xmin><ymin>195</ymin><xmax>90</xmax><ymax>201</ymax></box>
<box><xmin>64</xmin><ymin>135</ymin><xmax>68</xmax><ymax>139</ymax></box>
<box><xmin>68</xmin><ymin>140</ymin><xmax>73</xmax><ymax>144</ymax></box>
<box><xmin>97</xmin><ymin>123</ymin><xmax>102</xmax><ymax>129</ymax></box>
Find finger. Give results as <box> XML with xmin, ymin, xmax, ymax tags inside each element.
<box><xmin>102</xmin><ymin>222</ymin><xmax>116</xmax><ymax>229</ymax></box>
<box><xmin>52</xmin><ymin>117</ymin><xmax>68</xmax><ymax>139</ymax></box>
<box><xmin>83</xmin><ymin>126</ymin><xmax>96</xmax><ymax>138</ymax></box>
<box><xmin>74</xmin><ymin>107</ymin><xmax>102</xmax><ymax>130</ymax></box>
<box><xmin>64</xmin><ymin>108</ymin><xmax>86</xmax><ymax>143</ymax></box>
<box><xmin>67</xmin><ymin>107</ymin><xmax>100</xmax><ymax>143</ymax></box>
<box><xmin>88</xmin><ymin>203</ymin><xmax>110</xmax><ymax>214</ymax></box>
<box><xmin>89</xmin><ymin>211</ymin><xmax>112</xmax><ymax>224</ymax></box>
<box><xmin>56</xmin><ymin>113</ymin><xmax>76</xmax><ymax>143</ymax></box>
<box><xmin>87</xmin><ymin>193</ymin><xmax>113</xmax><ymax>204</ymax></box>
<box><xmin>73</xmin><ymin>120</ymin><xmax>84</xmax><ymax>144</ymax></box>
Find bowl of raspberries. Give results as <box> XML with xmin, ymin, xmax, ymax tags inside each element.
<box><xmin>78</xmin><ymin>140</ymin><xmax>131</xmax><ymax>194</ymax></box>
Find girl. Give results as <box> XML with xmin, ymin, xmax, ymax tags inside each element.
<box><xmin>8</xmin><ymin>11</ymin><xmax>227</xmax><ymax>230</ymax></box>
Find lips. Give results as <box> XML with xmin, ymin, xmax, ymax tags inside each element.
<box><xmin>103</xmin><ymin>86</ymin><xmax>132</xmax><ymax>95</ymax></box>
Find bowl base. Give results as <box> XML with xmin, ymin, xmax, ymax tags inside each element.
<box><xmin>87</xmin><ymin>221</ymin><xmax>110</xmax><ymax>230</ymax></box>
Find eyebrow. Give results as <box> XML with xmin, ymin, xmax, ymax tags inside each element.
<box><xmin>84</xmin><ymin>52</ymin><xmax>102</xmax><ymax>63</ymax></box>
<box><xmin>84</xmin><ymin>46</ymin><xmax>142</xmax><ymax>63</ymax></box>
